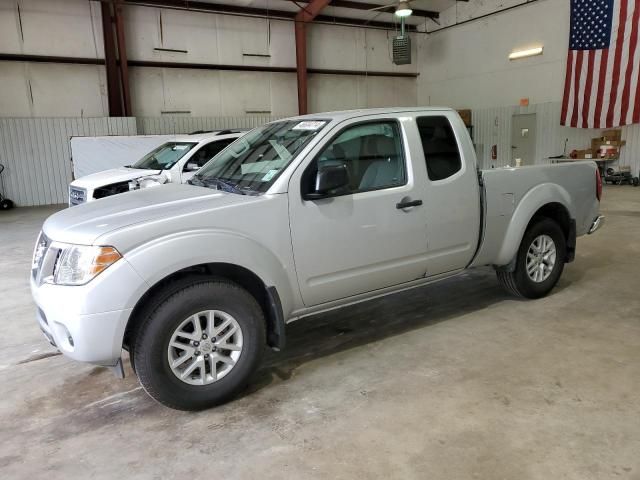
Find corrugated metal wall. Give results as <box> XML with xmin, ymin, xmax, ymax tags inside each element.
<box><xmin>0</xmin><ymin>117</ymin><xmax>137</xmax><ymax>207</ymax></box>
<box><xmin>472</xmin><ymin>102</ymin><xmax>640</xmax><ymax>175</ymax></box>
<box><xmin>0</xmin><ymin>116</ymin><xmax>281</xmax><ymax>207</ymax></box>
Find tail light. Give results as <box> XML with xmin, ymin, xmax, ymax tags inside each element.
<box><xmin>595</xmin><ymin>168</ymin><xmax>602</xmax><ymax>201</ymax></box>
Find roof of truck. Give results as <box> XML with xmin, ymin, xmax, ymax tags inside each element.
<box><xmin>282</xmin><ymin>107</ymin><xmax>455</xmax><ymax>123</ymax></box>
<box><xmin>167</xmin><ymin>129</ymin><xmax>247</xmax><ymax>144</ymax></box>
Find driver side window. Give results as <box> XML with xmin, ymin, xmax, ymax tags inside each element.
<box><xmin>302</xmin><ymin>121</ymin><xmax>406</xmax><ymax>197</ymax></box>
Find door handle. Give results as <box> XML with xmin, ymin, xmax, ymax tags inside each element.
<box><xmin>396</xmin><ymin>199</ymin><xmax>423</xmax><ymax>209</ymax></box>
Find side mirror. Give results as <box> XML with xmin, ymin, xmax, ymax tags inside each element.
<box><xmin>185</xmin><ymin>162</ymin><xmax>200</xmax><ymax>172</ymax></box>
<box><xmin>304</xmin><ymin>164</ymin><xmax>350</xmax><ymax>200</ymax></box>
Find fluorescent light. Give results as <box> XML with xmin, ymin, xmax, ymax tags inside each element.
<box><xmin>395</xmin><ymin>1</ymin><xmax>413</xmax><ymax>17</ymax></box>
<box><xmin>509</xmin><ymin>46</ymin><xmax>543</xmax><ymax>60</ymax></box>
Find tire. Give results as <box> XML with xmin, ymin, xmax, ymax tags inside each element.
<box><xmin>633</xmin><ymin>177</ymin><xmax>639</xmax><ymax>187</ymax></box>
<box><xmin>0</xmin><ymin>199</ymin><xmax>13</xmax><ymax>210</ymax></box>
<box><xmin>497</xmin><ymin>217</ymin><xmax>566</xmax><ymax>299</ymax></box>
<box><xmin>133</xmin><ymin>280</ymin><xmax>266</xmax><ymax>411</ymax></box>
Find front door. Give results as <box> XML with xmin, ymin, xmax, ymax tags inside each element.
<box><xmin>511</xmin><ymin>113</ymin><xmax>537</xmax><ymax>166</ymax></box>
<box><xmin>288</xmin><ymin>118</ymin><xmax>429</xmax><ymax>307</ymax></box>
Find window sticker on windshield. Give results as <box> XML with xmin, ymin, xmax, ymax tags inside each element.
<box><xmin>292</xmin><ymin>121</ymin><xmax>326</xmax><ymax>131</ymax></box>
<box><xmin>262</xmin><ymin>169</ymin><xmax>279</xmax><ymax>182</ymax></box>
<box><xmin>173</xmin><ymin>145</ymin><xmax>189</xmax><ymax>150</ymax></box>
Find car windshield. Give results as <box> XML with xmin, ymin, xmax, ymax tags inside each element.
<box><xmin>131</xmin><ymin>142</ymin><xmax>197</xmax><ymax>170</ymax></box>
<box><xmin>192</xmin><ymin>120</ymin><xmax>327</xmax><ymax>194</ymax></box>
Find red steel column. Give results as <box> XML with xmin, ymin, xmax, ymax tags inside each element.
<box><xmin>294</xmin><ymin>0</ymin><xmax>331</xmax><ymax>115</ymax></box>
<box><xmin>101</xmin><ymin>2</ymin><xmax>123</xmax><ymax>116</ymax></box>
<box><xmin>113</xmin><ymin>0</ymin><xmax>132</xmax><ymax>116</ymax></box>
<box><xmin>295</xmin><ymin>20</ymin><xmax>308</xmax><ymax>115</ymax></box>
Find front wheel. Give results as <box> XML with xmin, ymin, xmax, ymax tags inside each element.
<box><xmin>497</xmin><ymin>217</ymin><xmax>566</xmax><ymax>299</ymax></box>
<box><xmin>133</xmin><ymin>280</ymin><xmax>266</xmax><ymax>411</ymax></box>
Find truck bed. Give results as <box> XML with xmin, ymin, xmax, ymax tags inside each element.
<box><xmin>471</xmin><ymin>161</ymin><xmax>600</xmax><ymax>267</ymax></box>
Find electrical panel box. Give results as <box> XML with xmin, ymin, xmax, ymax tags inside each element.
<box><xmin>392</xmin><ymin>35</ymin><xmax>411</xmax><ymax>65</ymax></box>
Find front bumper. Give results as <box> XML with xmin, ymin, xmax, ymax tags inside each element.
<box><xmin>588</xmin><ymin>215</ymin><xmax>605</xmax><ymax>234</ymax></box>
<box><xmin>35</xmin><ymin>303</ymin><xmax>132</xmax><ymax>366</ymax></box>
<box><xmin>30</xmin><ymin>257</ymin><xmax>145</xmax><ymax>366</ymax></box>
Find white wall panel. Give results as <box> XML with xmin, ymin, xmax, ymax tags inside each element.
<box><xmin>130</xmin><ymin>67</ymin><xmax>298</xmax><ymax>117</ymax></box>
<box><xmin>0</xmin><ymin>62</ymin><xmax>108</xmax><ymax>117</ymax></box>
<box><xmin>0</xmin><ymin>62</ymin><xmax>31</xmax><ymax>117</ymax></box>
<box><xmin>417</xmin><ymin>0</ymin><xmax>568</xmax><ymax>109</ymax></box>
<box><xmin>1</xmin><ymin>0</ymin><xmax>103</xmax><ymax>57</ymax></box>
<box><xmin>307</xmin><ymin>23</ymin><xmax>417</xmax><ymax>74</ymax></box>
<box><xmin>308</xmin><ymin>75</ymin><xmax>417</xmax><ymax>113</ymax></box>
<box><xmin>0</xmin><ymin>117</ymin><xmax>136</xmax><ymax>206</ymax></box>
<box><xmin>123</xmin><ymin>6</ymin><xmax>292</xmax><ymax>68</ymax></box>
<box><xmin>0</xmin><ymin>1</ymin><xmax>21</xmax><ymax>53</ymax></box>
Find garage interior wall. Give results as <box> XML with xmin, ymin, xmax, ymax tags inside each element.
<box><xmin>0</xmin><ymin>0</ymin><xmax>418</xmax><ymax>118</ymax></box>
<box><xmin>416</xmin><ymin>0</ymin><xmax>640</xmax><ymax>173</ymax></box>
<box><xmin>0</xmin><ymin>0</ymin><xmax>418</xmax><ymax>206</ymax></box>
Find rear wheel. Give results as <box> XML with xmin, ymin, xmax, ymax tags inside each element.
<box><xmin>0</xmin><ymin>199</ymin><xmax>13</xmax><ymax>210</ymax></box>
<box><xmin>497</xmin><ymin>217</ymin><xmax>566</xmax><ymax>299</ymax></box>
<box><xmin>133</xmin><ymin>280</ymin><xmax>266</xmax><ymax>411</ymax></box>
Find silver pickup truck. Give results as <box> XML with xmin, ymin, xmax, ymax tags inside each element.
<box><xmin>31</xmin><ymin>107</ymin><xmax>603</xmax><ymax>410</ymax></box>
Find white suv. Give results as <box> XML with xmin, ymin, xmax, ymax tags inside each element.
<box><xmin>68</xmin><ymin>130</ymin><xmax>246</xmax><ymax>206</ymax></box>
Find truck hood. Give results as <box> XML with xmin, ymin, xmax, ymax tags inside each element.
<box><xmin>43</xmin><ymin>183</ymin><xmax>256</xmax><ymax>246</ymax></box>
<box><xmin>71</xmin><ymin>167</ymin><xmax>163</xmax><ymax>189</ymax></box>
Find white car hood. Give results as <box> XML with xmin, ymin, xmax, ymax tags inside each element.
<box><xmin>70</xmin><ymin>167</ymin><xmax>163</xmax><ymax>190</ymax></box>
<box><xmin>43</xmin><ymin>184</ymin><xmax>256</xmax><ymax>246</ymax></box>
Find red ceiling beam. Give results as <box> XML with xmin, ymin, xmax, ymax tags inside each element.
<box><xmin>293</xmin><ymin>0</ymin><xmax>439</xmax><ymax>19</ymax></box>
<box><xmin>120</xmin><ymin>0</ymin><xmax>417</xmax><ymax>31</ymax></box>
<box><xmin>295</xmin><ymin>0</ymin><xmax>332</xmax><ymax>115</ymax></box>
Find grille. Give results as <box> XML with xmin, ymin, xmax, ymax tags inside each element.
<box><xmin>69</xmin><ymin>186</ymin><xmax>86</xmax><ymax>206</ymax></box>
<box><xmin>392</xmin><ymin>35</ymin><xmax>412</xmax><ymax>65</ymax></box>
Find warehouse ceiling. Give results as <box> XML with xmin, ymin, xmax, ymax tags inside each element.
<box><xmin>129</xmin><ymin>0</ymin><xmax>460</xmax><ymax>28</ymax></box>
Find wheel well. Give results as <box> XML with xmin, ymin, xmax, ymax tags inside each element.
<box><xmin>529</xmin><ymin>203</ymin><xmax>570</xmax><ymax>237</ymax></box>
<box><xmin>528</xmin><ymin>202</ymin><xmax>575</xmax><ymax>262</ymax></box>
<box><xmin>123</xmin><ymin>263</ymin><xmax>285</xmax><ymax>353</ymax></box>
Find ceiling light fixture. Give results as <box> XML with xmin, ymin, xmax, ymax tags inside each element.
<box><xmin>395</xmin><ymin>1</ymin><xmax>413</xmax><ymax>17</ymax></box>
<box><xmin>509</xmin><ymin>46</ymin><xmax>544</xmax><ymax>60</ymax></box>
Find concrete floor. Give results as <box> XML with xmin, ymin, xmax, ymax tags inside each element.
<box><xmin>0</xmin><ymin>187</ymin><xmax>639</xmax><ymax>480</ymax></box>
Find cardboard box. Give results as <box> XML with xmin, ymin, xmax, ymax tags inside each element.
<box><xmin>575</xmin><ymin>149</ymin><xmax>594</xmax><ymax>159</ymax></box>
<box><xmin>602</xmin><ymin>129</ymin><xmax>622</xmax><ymax>141</ymax></box>
<box><xmin>457</xmin><ymin>109</ymin><xmax>472</xmax><ymax>127</ymax></box>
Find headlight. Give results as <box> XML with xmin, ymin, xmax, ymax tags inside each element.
<box><xmin>52</xmin><ymin>244</ymin><xmax>122</xmax><ymax>286</ymax></box>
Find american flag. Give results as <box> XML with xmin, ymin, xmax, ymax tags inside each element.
<box><xmin>561</xmin><ymin>0</ymin><xmax>640</xmax><ymax>128</ymax></box>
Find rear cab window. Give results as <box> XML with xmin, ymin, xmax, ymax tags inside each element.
<box><xmin>416</xmin><ymin>116</ymin><xmax>462</xmax><ymax>181</ymax></box>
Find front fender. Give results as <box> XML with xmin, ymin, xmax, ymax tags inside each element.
<box><xmin>123</xmin><ymin>229</ymin><xmax>298</xmax><ymax>317</ymax></box>
<box><xmin>494</xmin><ymin>183</ymin><xmax>574</xmax><ymax>266</ymax></box>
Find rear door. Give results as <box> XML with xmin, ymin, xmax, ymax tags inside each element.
<box><xmin>412</xmin><ymin>113</ymin><xmax>481</xmax><ymax>275</ymax></box>
<box><xmin>288</xmin><ymin>116</ymin><xmax>430</xmax><ymax>307</ymax></box>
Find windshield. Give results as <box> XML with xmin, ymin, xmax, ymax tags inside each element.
<box><xmin>192</xmin><ymin>120</ymin><xmax>327</xmax><ymax>194</ymax></box>
<box><xmin>131</xmin><ymin>142</ymin><xmax>197</xmax><ymax>170</ymax></box>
